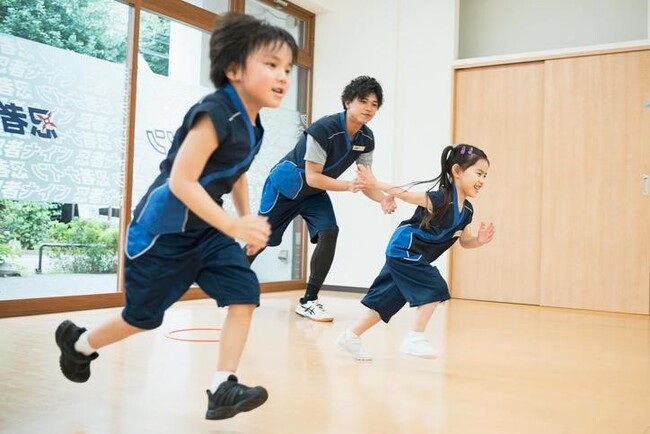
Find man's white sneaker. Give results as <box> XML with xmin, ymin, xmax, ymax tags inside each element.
<box><xmin>335</xmin><ymin>330</ymin><xmax>372</xmax><ymax>361</ymax></box>
<box><xmin>400</xmin><ymin>332</ymin><xmax>439</xmax><ymax>359</ymax></box>
<box><xmin>295</xmin><ymin>300</ymin><xmax>334</xmax><ymax>322</ymax></box>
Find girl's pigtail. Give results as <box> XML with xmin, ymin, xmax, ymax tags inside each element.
<box><xmin>386</xmin><ymin>145</ymin><xmax>455</xmax><ymax>195</ymax></box>
<box><xmin>421</xmin><ymin>145</ymin><xmax>455</xmax><ymax>228</ymax></box>
<box><xmin>437</xmin><ymin>145</ymin><xmax>455</xmax><ymax>191</ymax></box>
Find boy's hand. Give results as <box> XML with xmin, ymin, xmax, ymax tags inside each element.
<box><xmin>477</xmin><ymin>222</ymin><xmax>496</xmax><ymax>245</ymax></box>
<box><xmin>246</xmin><ymin>243</ymin><xmax>265</xmax><ymax>256</ymax></box>
<box><xmin>381</xmin><ymin>195</ymin><xmax>396</xmax><ymax>214</ymax></box>
<box><xmin>230</xmin><ymin>215</ymin><xmax>271</xmax><ymax>248</ymax></box>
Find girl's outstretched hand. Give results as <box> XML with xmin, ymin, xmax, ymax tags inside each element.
<box><xmin>477</xmin><ymin>222</ymin><xmax>496</xmax><ymax>245</ymax></box>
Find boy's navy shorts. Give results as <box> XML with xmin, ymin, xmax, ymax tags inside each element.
<box><xmin>259</xmin><ymin>184</ymin><xmax>338</xmax><ymax>246</ymax></box>
<box><xmin>361</xmin><ymin>256</ymin><xmax>450</xmax><ymax>323</ymax></box>
<box><xmin>122</xmin><ymin>226</ymin><xmax>259</xmax><ymax>329</ymax></box>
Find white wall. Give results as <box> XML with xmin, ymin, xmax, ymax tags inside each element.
<box><xmin>292</xmin><ymin>0</ymin><xmax>458</xmax><ymax>288</ymax></box>
<box><xmin>287</xmin><ymin>0</ymin><xmax>650</xmax><ymax>292</ymax></box>
<box><xmin>459</xmin><ymin>0</ymin><xmax>649</xmax><ymax>58</ymax></box>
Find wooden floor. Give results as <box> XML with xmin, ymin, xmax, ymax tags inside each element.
<box><xmin>1</xmin><ymin>290</ymin><xmax>649</xmax><ymax>434</ymax></box>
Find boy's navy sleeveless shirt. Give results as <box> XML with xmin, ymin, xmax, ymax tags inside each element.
<box><xmin>268</xmin><ymin>112</ymin><xmax>374</xmax><ymax>200</ymax></box>
<box><xmin>132</xmin><ymin>84</ymin><xmax>263</xmax><ymax>233</ymax></box>
<box><xmin>387</xmin><ymin>186</ymin><xmax>473</xmax><ymax>263</ymax></box>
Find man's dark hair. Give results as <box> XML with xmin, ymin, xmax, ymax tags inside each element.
<box><xmin>209</xmin><ymin>12</ymin><xmax>298</xmax><ymax>88</ymax></box>
<box><xmin>341</xmin><ymin>76</ymin><xmax>384</xmax><ymax>109</ymax></box>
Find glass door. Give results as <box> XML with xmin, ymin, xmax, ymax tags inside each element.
<box><xmin>0</xmin><ymin>0</ymin><xmax>130</xmax><ymax>301</ymax></box>
<box><xmin>0</xmin><ymin>0</ymin><xmax>315</xmax><ymax>315</ymax></box>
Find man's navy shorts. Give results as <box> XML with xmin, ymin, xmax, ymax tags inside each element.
<box><xmin>259</xmin><ymin>182</ymin><xmax>338</xmax><ymax>246</ymax></box>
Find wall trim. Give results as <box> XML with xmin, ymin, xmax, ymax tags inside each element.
<box><xmin>321</xmin><ymin>284</ymin><xmax>366</xmax><ymax>294</ymax></box>
<box><xmin>454</xmin><ymin>40</ymin><xmax>650</xmax><ymax>69</ymax></box>
<box><xmin>0</xmin><ymin>280</ymin><xmax>307</xmax><ymax>318</ymax></box>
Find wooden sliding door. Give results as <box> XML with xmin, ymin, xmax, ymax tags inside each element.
<box><xmin>451</xmin><ymin>62</ymin><xmax>545</xmax><ymax>305</ymax></box>
<box><xmin>540</xmin><ymin>51</ymin><xmax>650</xmax><ymax>314</ymax></box>
<box><xmin>452</xmin><ymin>48</ymin><xmax>650</xmax><ymax>314</ymax></box>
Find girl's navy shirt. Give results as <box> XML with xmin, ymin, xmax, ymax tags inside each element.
<box><xmin>387</xmin><ymin>186</ymin><xmax>473</xmax><ymax>263</ymax></box>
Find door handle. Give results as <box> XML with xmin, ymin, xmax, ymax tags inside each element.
<box><xmin>643</xmin><ymin>175</ymin><xmax>650</xmax><ymax>196</ymax></box>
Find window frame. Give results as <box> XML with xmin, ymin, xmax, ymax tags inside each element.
<box><xmin>0</xmin><ymin>0</ymin><xmax>315</xmax><ymax>317</ymax></box>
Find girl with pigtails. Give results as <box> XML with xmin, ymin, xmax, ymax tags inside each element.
<box><xmin>336</xmin><ymin>144</ymin><xmax>496</xmax><ymax>361</ymax></box>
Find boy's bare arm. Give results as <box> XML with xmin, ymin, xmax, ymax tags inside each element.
<box><xmin>169</xmin><ymin>114</ymin><xmax>269</xmax><ymax>246</ymax></box>
<box><xmin>231</xmin><ymin>173</ymin><xmax>251</xmax><ymax>217</ymax></box>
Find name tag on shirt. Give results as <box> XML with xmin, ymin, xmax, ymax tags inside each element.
<box><xmin>352</xmin><ymin>145</ymin><xmax>365</xmax><ymax>151</ymax></box>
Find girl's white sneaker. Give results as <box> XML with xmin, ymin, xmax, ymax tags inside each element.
<box><xmin>335</xmin><ymin>329</ymin><xmax>372</xmax><ymax>361</ymax></box>
<box><xmin>400</xmin><ymin>332</ymin><xmax>438</xmax><ymax>359</ymax></box>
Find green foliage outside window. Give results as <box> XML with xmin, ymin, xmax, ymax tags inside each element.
<box><xmin>48</xmin><ymin>218</ymin><xmax>118</xmax><ymax>273</ymax></box>
<box><xmin>0</xmin><ymin>230</ymin><xmax>21</xmax><ymax>264</ymax></box>
<box><xmin>0</xmin><ymin>201</ymin><xmax>118</xmax><ymax>273</ymax></box>
<box><xmin>0</xmin><ymin>200</ymin><xmax>57</xmax><ymax>250</ymax></box>
<box><xmin>139</xmin><ymin>11</ymin><xmax>170</xmax><ymax>76</ymax></box>
<box><xmin>0</xmin><ymin>0</ymin><xmax>170</xmax><ymax>75</ymax></box>
<box><xmin>0</xmin><ymin>0</ymin><xmax>173</xmax><ymax>272</ymax></box>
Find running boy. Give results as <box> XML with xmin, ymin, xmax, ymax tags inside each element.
<box><xmin>247</xmin><ymin>76</ymin><xmax>396</xmax><ymax>322</ymax></box>
<box><xmin>336</xmin><ymin>144</ymin><xmax>495</xmax><ymax>360</ymax></box>
<box><xmin>55</xmin><ymin>13</ymin><xmax>298</xmax><ymax>420</ymax></box>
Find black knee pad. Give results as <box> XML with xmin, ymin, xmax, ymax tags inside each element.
<box><xmin>316</xmin><ymin>228</ymin><xmax>338</xmax><ymax>247</ymax></box>
<box><xmin>309</xmin><ymin>229</ymin><xmax>339</xmax><ymax>286</ymax></box>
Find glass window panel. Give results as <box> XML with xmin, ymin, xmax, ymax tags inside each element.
<box><xmin>246</xmin><ymin>66</ymin><xmax>309</xmax><ymax>282</ymax></box>
<box><xmin>133</xmin><ymin>12</ymin><xmax>212</xmax><ymax>208</ymax></box>
<box><xmin>182</xmin><ymin>0</ymin><xmax>230</xmax><ymax>16</ymax></box>
<box><xmin>0</xmin><ymin>0</ymin><xmax>130</xmax><ymax>300</ymax></box>
<box><xmin>246</xmin><ymin>0</ymin><xmax>306</xmax><ymax>48</ymax></box>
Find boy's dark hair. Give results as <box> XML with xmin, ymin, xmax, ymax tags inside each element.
<box><xmin>341</xmin><ymin>76</ymin><xmax>384</xmax><ymax>109</ymax></box>
<box><xmin>209</xmin><ymin>12</ymin><xmax>298</xmax><ymax>88</ymax></box>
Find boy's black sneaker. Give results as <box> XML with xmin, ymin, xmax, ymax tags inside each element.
<box><xmin>205</xmin><ymin>375</ymin><xmax>268</xmax><ymax>420</ymax></box>
<box><xmin>55</xmin><ymin>320</ymin><xmax>98</xmax><ymax>383</ymax></box>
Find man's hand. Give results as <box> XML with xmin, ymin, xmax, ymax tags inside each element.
<box><xmin>355</xmin><ymin>164</ymin><xmax>377</xmax><ymax>190</ymax></box>
<box><xmin>380</xmin><ymin>195</ymin><xmax>397</xmax><ymax>214</ymax></box>
<box><xmin>347</xmin><ymin>177</ymin><xmax>365</xmax><ymax>193</ymax></box>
